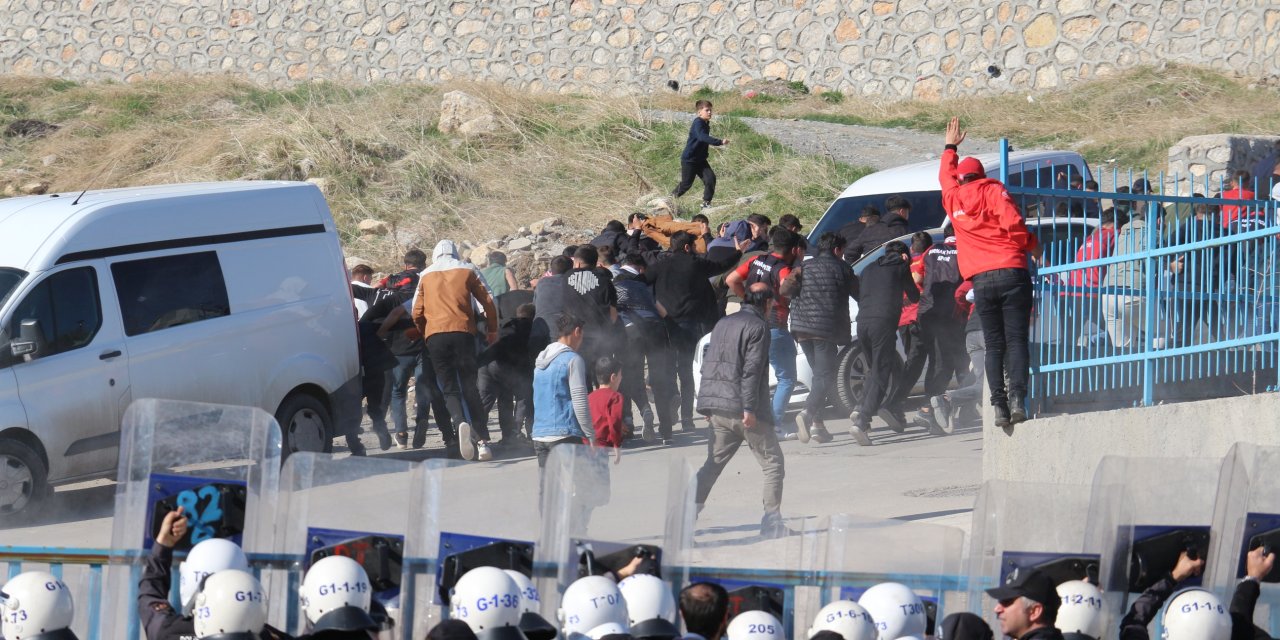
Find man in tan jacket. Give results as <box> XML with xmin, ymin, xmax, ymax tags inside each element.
<box><xmin>413</xmin><ymin>240</ymin><xmax>499</xmax><ymax>461</ymax></box>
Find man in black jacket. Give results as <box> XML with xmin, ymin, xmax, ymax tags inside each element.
<box><xmin>781</xmin><ymin>232</ymin><xmax>856</xmax><ymax>445</ymax></box>
<box><xmin>670</xmin><ymin>99</ymin><xmax>730</xmax><ymax>209</ymax></box>
<box><xmin>478</xmin><ymin>303</ymin><xmax>536</xmax><ymax>448</ymax></box>
<box><xmin>644</xmin><ymin>231</ymin><xmax>743</xmax><ymax>431</ymax></box>
<box><xmin>851</xmin><ymin>241</ymin><xmax>919</xmax><ymax>445</ymax></box>
<box><xmin>693</xmin><ymin>283</ymin><xmax>786</xmax><ymax>539</ymax></box>
<box><xmin>615</xmin><ymin>252</ymin><xmax>677</xmax><ymax>443</ymax></box>
<box><xmin>847</xmin><ymin>195</ymin><xmax>911</xmax><ymax>264</ymax></box>
<box><xmin>913</xmin><ymin>234</ymin><xmax>968</xmax><ymax>430</ymax></box>
<box><xmin>985</xmin><ymin>569</ymin><xmax>1063</xmax><ymax>640</ymax></box>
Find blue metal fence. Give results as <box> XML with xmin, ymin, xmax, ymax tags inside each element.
<box><xmin>997</xmin><ymin>140</ymin><xmax>1280</xmax><ymax>412</ymax></box>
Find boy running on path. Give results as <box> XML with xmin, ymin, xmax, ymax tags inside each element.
<box><xmin>671</xmin><ymin>100</ymin><xmax>730</xmax><ymax>209</ymax></box>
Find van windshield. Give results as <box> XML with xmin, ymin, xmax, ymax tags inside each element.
<box><xmin>0</xmin><ymin>268</ymin><xmax>25</xmax><ymax>310</ymax></box>
<box><xmin>809</xmin><ymin>191</ymin><xmax>948</xmax><ymax>241</ymax></box>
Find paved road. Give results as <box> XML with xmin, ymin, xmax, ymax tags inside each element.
<box><xmin>0</xmin><ymin>408</ymin><xmax>980</xmax><ymax>550</ymax></box>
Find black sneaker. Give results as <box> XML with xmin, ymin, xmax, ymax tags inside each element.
<box><xmin>878</xmin><ymin>409</ymin><xmax>907</xmax><ymax>433</ymax></box>
<box><xmin>661</xmin><ymin>438</ymin><xmax>673</xmax><ymax>446</ymax></box>
<box><xmin>1010</xmin><ymin>395</ymin><xmax>1029</xmax><ymax>425</ymax></box>
<box><xmin>700</xmin><ymin>201</ymin><xmax>712</xmax><ymax>210</ymax></box>
<box><xmin>811</xmin><ymin>425</ymin><xmax>833</xmax><ymax>444</ymax></box>
<box><xmin>680</xmin><ymin>419</ymin><xmax>696</xmax><ymax>433</ymax></box>
<box><xmin>993</xmin><ymin>403</ymin><xmax>1012</xmax><ymax>430</ymax></box>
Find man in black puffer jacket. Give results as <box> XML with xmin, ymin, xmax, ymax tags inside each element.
<box><xmin>782</xmin><ymin>232</ymin><xmax>855</xmax><ymax>445</ymax></box>
<box><xmin>694</xmin><ymin>283</ymin><xmax>787</xmax><ymax>539</ymax></box>
<box><xmin>851</xmin><ymin>241</ymin><xmax>919</xmax><ymax>445</ymax></box>
<box><xmin>847</xmin><ymin>195</ymin><xmax>911</xmax><ymax>264</ymax></box>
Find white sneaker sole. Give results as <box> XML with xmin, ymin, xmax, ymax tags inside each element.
<box><xmin>458</xmin><ymin>422</ymin><xmax>476</xmax><ymax>461</ymax></box>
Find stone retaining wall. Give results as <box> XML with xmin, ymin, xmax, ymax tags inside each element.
<box><xmin>2</xmin><ymin>1</ymin><xmax>1278</xmax><ymax>99</ymax></box>
<box><xmin>1167</xmin><ymin>134</ymin><xmax>1280</xmax><ymax>196</ymax></box>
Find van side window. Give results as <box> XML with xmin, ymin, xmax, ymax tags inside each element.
<box><xmin>6</xmin><ymin>267</ymin><xmax>102</xmax><ymax>359</ymax></box>
<box><xmin>111</xmin><ymin>252</ymin><xmax>230</xmax><ymax>337</ymax></box>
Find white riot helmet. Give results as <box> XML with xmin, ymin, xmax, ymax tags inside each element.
<box><xmin>858</xmin><ymin>583</ymin><xmax>926</xmax><ymax>640</ymax></box>
<box><xmin>1056</xmin><ymin>580</ymin><xmax>1104</xmax><ymax>640</ymax></box>
<box><xmin>300</xmin><ymin>555</ymin><xmax>377</xmax><ymax>633</ymax></box>
<box><xmin>0</xmin><ymin>571</ymin><xmax>77</xmax><ymax>640</ymax></box>
<box><xmin>503</xmin><ymin>570</ymin><xmax>557</xmax><ymax>640</ymax></box>
<box><xmin>808</xmin><ymin>600</ymin><xmax>877</xmax><ymax>640</ymax></box>
<box><xmin>559</xmin><ymin>576</ymin><xmax>629</xmax><ymax>639</ymax></box>
<box><xmin>1161</xmin><ymin>588</ymin><xmax>1231</xmax><ymax>640</ymax></box>
<box><xmin>180</xmin><ymin>538</ymin><xmax>250</xmax><ymax>613</ymax></box>
<box><xmin>192</xmin><ymin>569</ymin><xmax>266</xmax><ymax>639</ymax></box>
<box><xmin>727</xmin><ymin>610</ymin><xmax>786</xmax><ymax>640</ymax></box>
<box><xmin>504</xmin><ymin>570</ymin><xmax>540</xmax><ymax>615</ymax></box>
<box><xmin>450</xmin><ymin>566</ymin><xmax>523</xmax><ymax>639</ymax></box>
<box><xmin>618</xmin><ymin>574</ymin><xmax>678</xmax><ymax>640</ymax></box>
<box><xmin>586</xmin><ymin>621</ymin><xmax>630</xmax><ymax>639</ymax></box>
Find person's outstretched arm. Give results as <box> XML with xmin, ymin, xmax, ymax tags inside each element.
<box><xmin>1120</xmin><ymin>551</ymin><xmax>1205</xmax><ymax>640</ymax></box>
<box><xmin>139</xmin><ymin>508</ymin><xmax>191</xmax><ymax>640</ymax></box>
<box><xmin>1230</xmin><ymin>546</ymin><xmax>1276</xmax><ymax>640</ymax></box>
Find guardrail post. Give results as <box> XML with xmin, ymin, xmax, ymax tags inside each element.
<box><xmin>999</xmin><ymin>138</ymin><xmax>1009</xmax><ymax>184</ymax></box>
<box><xmin>1142</xmin><ymin>192</ymin><xmax>1157</xmax><ymax>405</ymax></box>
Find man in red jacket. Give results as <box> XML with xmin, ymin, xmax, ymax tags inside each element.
<box><xmin>939</xmin><ymin>117</ymin><xmax>1041</xmax><ymax>428</ymax></box>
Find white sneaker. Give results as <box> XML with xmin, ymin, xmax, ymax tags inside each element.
<box><xmin>774</xmin><ymin>428</ymin><xmax>798</xmax><ymax>441</ymax></box>
<box><xmin>476</xmin><ymin>441</ymin><xmax>493</xmax><ymax>462</ymax></box>
<box><xmin>458</xmin><ymin>422</ymin><xmax>476</xmax><ymax>461</ymax></box>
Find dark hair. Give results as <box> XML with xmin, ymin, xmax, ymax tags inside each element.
<box><xmin>574</xmin><ymin>245</ymin><xmax>599</xmax><ymax>266</ymax></box>
<box><xmin>679</xmin><ymin>582</ymin><xmax>729</xmax><ymax>639</ymax></box>
<box><xmin>562</xmin><ymin>245</ymin><xmax>579</xmax><ymax>258</ymax></box>
<box><xmin>1100</xmin><ymin>209</ymin><xmax>1115</xmax><ymax>226</ymax></box>
<box><xmin>778</xmin><ymin>213</ymin><xmax>802</xmax><ymax>232</ymax></box>
<box><xmin>627</xmin><ymin>211</ymin><xmax>649</xmax><ymax>224</ymax></box>
<box><xmin>622</xmin><ymin>252</ymin><xmax>647</xmax><ymax>268</ymax></box>
<box><xmin>1232</xmin><ymin>169</ymin><xmax>1251</xmax><ymax>187</ymax></box>
<box><xmin>884</xmin><ymin>240</ymin><xmax>910</xmax><ymax>258</ymax></box>
<box><xmin>747</xmin><ymin>213</ymin><xmax>772</xmax><ymax>230</ymax></box>
<box><xmin>1085</xmin><ymin>179</ymin><xmax>1099</xmax><ymax>190</ymax></box>
<box><xmin>691</xmin><ymin>213</ymin><xmax>710</xmax><ymax>225</ymax></box>
<box><xmin>351</xmin><ymin>264</ymin><xmax>374</xmax><ymax>278</ymax></box>
<box><xmin>885</xmin><ymin>195</ymin><xmax>911</xmax><ymax>214</ymax></box>
<box><xmin>695</xmin><ymin>99</ymin><xmax>713</xmax><ymax>111</ymax></box>
<box><xmin>549</xmin><ymin>255</ymin><xmax>573</xmax><ymax>275</ymax></box>
<box><xmin>860</xmin><ymin>205</ymin><xmax>882</xmax><ymax>220</ymax></box>
<box><xmin>556</xmin><ymin>312</ymin><xmax>585</xmax><ymax>338</ymax></box>
<box><xmin>1054</xmin><ymin>201</ymin><xmax>1069</xmax><ymax>216</ymax></box>
<box><xmin>768</xmin><ymin>227</ymin><xmax>799</xmax><ymax>253</ymax></box>
<box><xmin>910</xmin><ymin>231</ymin><xmax>933</xmax><ymax>255</ymax></box>
<box><xmin>516</xmin><ymin>303</ymin><xmax>536</xmax><ymax>319</ymax></box>
<box><xmin>595</xmin><ymin>355</ymin><xmax>622</xmax><ymax>379</ymax></box>
<box><xmin>598</xmin><ymin>244</ymin><xmax>616</xmax><ymax>265</ymax></box>
<box><xmin>1068</xmin><ymin>175</ymin><xmax>1084</xmax><ymax>188</ymax></box>
<box><xmin>604</xmin><ymin>220</ymin><xmax>626</xmax><ymax>234</ymax></box>
<box><xmin>742</xmin><ymin>283</ymin><xmax>772</xmax><ymax>309</ymax></box>
<box><xmin>810</xmin><ymin>632</ymin><xmax>845</xmax><ymax>640</ymax></box>
<box><xmin>1131</xmin><ymin>179</ymin><xmax>1152</xmax><ymax>194</ymax></box>
<box><xmin>404</xmin><ymin>249</ymin><xmax>427</xmax><ymax>269</ymax></box>
<box><xmin>488</xmin><ymin>251</ymin><xmax>507</xmax><ymax>266</ymax></box>
<box><xmin>817</xmin><ymin>232</ymin><xmax>846</xmax><ymax>253</ymax></box>
<box><xmin>670</xmin><ymin>231</ymin><xmax>696</xmax><ymax>252</ymax></box>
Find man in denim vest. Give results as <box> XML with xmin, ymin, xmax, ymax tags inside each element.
<box><xmin>532</xmin><ymin>312</ymin><xmax>595</xmax><ymax>475</ymax></box>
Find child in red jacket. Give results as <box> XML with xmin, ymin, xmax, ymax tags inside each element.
<box><xmin>588</xmin><ymin>355</ymin><xmax>625</xmax><ymax>463</ymax></box>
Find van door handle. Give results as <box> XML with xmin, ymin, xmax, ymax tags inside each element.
<box><xmin>99</xmin><ymin>350</ymin><xmax>122</xmax><ymax>360</ymax></box>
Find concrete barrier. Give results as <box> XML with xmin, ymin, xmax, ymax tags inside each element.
<box><xmin>982</xmin><ymin>393</ymin><xmax>1280</xmax><ymax>485</ymax></box>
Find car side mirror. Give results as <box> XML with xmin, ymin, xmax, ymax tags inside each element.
<box><xmin>11</xmin><ymin>319</ymin><xmax>45</xmax><ymax>358</ymax></box>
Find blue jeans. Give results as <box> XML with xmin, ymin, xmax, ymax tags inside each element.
<box><xmin>390</xmin><ymin>353</ymin><xmax>428</xmax><ymax>437</ymax></box>
<box><xmin>768</xmin><ymin>327</ymin><xmax>797</xmax><ymax>428</ymax></box>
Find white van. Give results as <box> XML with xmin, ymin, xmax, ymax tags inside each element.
<box><xmin>0</xmin><ymin>181</ymin><xmax>362</xmax><ymax>515</ymax></box>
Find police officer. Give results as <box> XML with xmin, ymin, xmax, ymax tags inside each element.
<box><xmin>141</xmin><ymin>508</ymin><xmax>288</xmax><ymax>640</ymax></box>
<box><xmin>1</xmin><ymin>570</ymin><xmax>78</xmax><ymax>640</ymax></box>
<box><xmin>192</xmin><ymin>570</ymin><xmax>271</xmax><ymax>640</ymax></box>
<box><xmin>296</xmin><ymin>556</ymin><xmax>379</xmax><ymax>640</ymax></box>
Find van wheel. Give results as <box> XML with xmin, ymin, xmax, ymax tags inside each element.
<box><xmin>834</xmin><ymin>344</ymin><xmax>870</xmax><ymax>415</ymax></box>
<box><xmin>0</xmin><ymin>439</ymin><xmax>48</xmax><ymax>520</ymax></box>
<box><xmin>275</xmin><ymin>393</ymin><xmax>334</xmax><ymax>456</ymax></box>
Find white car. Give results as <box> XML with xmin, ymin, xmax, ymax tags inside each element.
<box><xmin>0</xmin><ymin>181</ymin><xmax>361</xmax><ymax>516</ymax></box>
<box><xmin>693</xmin><ymin>149</ymin><xmax>1097</xmax><ymax>415</ymax></box>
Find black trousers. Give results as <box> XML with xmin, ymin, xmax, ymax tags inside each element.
<box><xmin>668</xmin><ymin>318</ymin><xmax>706</xmax><ymax>427</ymax></box>
<box><xmin>426</xmin><ymin>332</ymin><xmax>486</xmax><ymax>443</ymax></box>
<box><xmin>921</xmin><ymin>314</ymin><xmax>968</xmax><ymax>397</ymax></box>
<box><xmin>857</xmin><ymin>316</ymin><xmax>901</xmax><ymax>417</ymax></box>
<box><xmin>892</xmin><ymin>322</ymin><xmax>928</xmax><ymax>408</ymax></box>
<box><xmin>478</xmin><ymin>360</ymin><xmax>532</xmax><ymax>441</ymax></box>
<box><xmin>672</xmin><ymin>159</ymin><xmax>717</xmax><ymax>203</ymax></box>
<box><xmin>799</xmin><ymin>338</ymin><xmax>840</xmax><ymax>421</ymax></box>
<box><xmin>622</xmin><ymin>321</ymin><xmax>678</xmax><ymax>438</ymax></box>
<box><xmin>973</xmin><ymin>268</ymin><xmax>1034</xmax><ymax>408</ymax></box>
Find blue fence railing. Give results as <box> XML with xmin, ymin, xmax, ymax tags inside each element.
<box><xmin>996</xmin><ymin>140</ymin><xmax>1280</xmax><ymax>412</ymax></box>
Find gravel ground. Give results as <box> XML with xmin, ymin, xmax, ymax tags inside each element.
<box><xmin>643</xmin><ymin>109</ymin><xmax>1001</xmax><ymax>171</ymax></box>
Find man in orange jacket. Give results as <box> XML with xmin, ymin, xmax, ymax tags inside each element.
<box><xmin>939</xmin><ymin>117</ymin><xmax>1041</xmax><ymax>428</ymax></box>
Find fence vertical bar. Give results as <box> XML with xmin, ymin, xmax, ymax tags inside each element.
<box><xmin>1141</xmin><ymin>187</ymin><xmax>1157</xmax><ymax>405</ymax></box>
<box><xmin>999</xmin><ymin>138</ymin><xmax>1010</xmax><ymax>184</ymax></box>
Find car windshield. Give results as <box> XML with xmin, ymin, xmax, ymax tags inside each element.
<box><xmin>809</xmin><ymin>191</ymin><xmax>948</xmax><ymax>242</ymax></box>
<box><xmin>0</xmin><ymin>268</ymin><xmax>25</xmax><ymax>310</ymax></box>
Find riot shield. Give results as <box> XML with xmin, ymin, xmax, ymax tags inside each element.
<box><xmin>102</xmin><ymin>398</ymin><xmax>282</xmax><ymax>640</ymax></box>
<box><xmin>405</xmin><ymin>457</ymin><xmax>544</xmax><ymax>639</ymax></box>
<box><xmin>1084</xmin><ymin>455</ymin><xmax>1224</xmax><ymax>620</ymax></box>
<box><xmin>667</xmin><ymin>457</ymin><xmax>815</xmax><ymax>639</ymax></box>
<box><xmin>267</xmin><ymin>452</ymin><xmax>416</xmax><ymax>638</ymax></box>
<box><xmin>968</xmin><ymin>480</ymin><xmax>1124</xmax><ymax>633</ymax></box>
<box><xmin>813</xmin><ymin>513</ymin><xmax>965</xmax><ymax>639</ymax></box>
<box><xmin>1208</xmin><ymin>443</ymin><xmax>1280</xmax><ymax>635</ymax></box>
<box><xmin>536</xmin><ymin>443</ymin><xmax>674</xmax><ymax>600</ymax></box>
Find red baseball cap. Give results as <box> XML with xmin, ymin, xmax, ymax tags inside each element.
<box><xmin>957</xmin><ymin>157</ymin><xmax>986</xmax><ymax>179</ymax></box>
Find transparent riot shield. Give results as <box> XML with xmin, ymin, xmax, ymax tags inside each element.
<box><xmin>1084</xmin><ymin>455</ymin><xmax>1224</xmax><ymax>625</ymax></box>
<box><xmin>968</xmin><ymin>480</ymin><xmax>1124</xmax><ymax>633</ymax></box>
<box><xmin>1208</xmin><ymin>443</ymin><xmax>1280</xmax><ymax>635</ymax></box>
<box><xmin>103</xmin><ymin>398</ymin><xmax>282</xmax><ymax>640</ymax></box>
<box><xmin>267</xmin><ymin>452</ymin><xmax>416</xmax><ymax>638</ymax></box>
<box><xmin>536</xmin><ymin>443</ymin><xmax>675</xmax><ymax>600</ymax></box>
<box><xmin>812</xmin><ymin>513</ymin><xmax>965</xmax><ymax>639</ymax></box>
<box><xmin>405</xmin><ymin>457</ymin><xmax>544</xmax><ymax>638</ymax></box>
<box><xmin>667</xmin><ymin>457</ymin><xmax>815</xmax><ymax>639</ymax></box>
